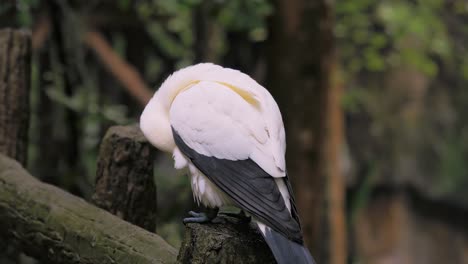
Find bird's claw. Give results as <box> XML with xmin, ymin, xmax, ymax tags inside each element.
<box><xmin>183</xmin><ymin>212</ymin><xmax>210</xmax><ymax>224</ymax></box>
<box><xmin>182</xmin><ymin>208</ymin><xmax>252</xmax><ymax>225</ymax></box>
<box><xmin>183</xmin><ymin>209</ymin><xmax>219</xmax><ymax>224</ymax></box>
<box><xmin>187</xmin><ymin>211</ymin><xmax>203</xmax><ymax>217</ymax></box>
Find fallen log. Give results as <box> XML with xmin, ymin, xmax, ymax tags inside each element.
<box><xmin>0</xmin><ymin>153</ymin><xmax>177</xmax><ymax>264</ymax></box>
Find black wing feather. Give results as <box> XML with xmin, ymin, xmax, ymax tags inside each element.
<box><xmin>173</xmin><ymin>128</ymin><xmax>303</xmax><ymax>244</ymax></box>
<box><xmin>284</xmin><ymin>175</ymin><xmax>302</xmax><ymax>229</ymax></box>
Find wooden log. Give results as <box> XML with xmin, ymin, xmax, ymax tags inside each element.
<box><xmin>177</xmin><ymin>217</ymin><xmax>276</xmax><ymax>264</ymax></box>
<box><xmin>92</xmin><ymin>125</ymin><xmax>157</xmax><ymax>232</ymax></box>
<box><xmin>0</xmin><ymin>153</ymin><xmax>177</xmax><ymax>264</ymax></box>
<box><xmin>0</xmin><ymin>28</ymin><xmax>31</xmax><ymax>165</ymax></box>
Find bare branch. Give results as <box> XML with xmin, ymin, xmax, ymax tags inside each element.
<box><xmin>84</xmin><ymin>30</ymin><xmax>153</xmax><ymax>106</ymax></box>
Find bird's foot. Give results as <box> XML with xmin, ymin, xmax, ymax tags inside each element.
<box><xmin>183</xmin><ymin>208</ymin><xmax>219</xmax><ymax>224</ymax></box>
<box><xmin>183</xmin><ymin>211</ymin><xmax>211</xmax><ymax>223</ymax></box>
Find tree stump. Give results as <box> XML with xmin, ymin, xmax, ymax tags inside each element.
<box><xmin>0</xmin><ymin>28</ymin><xmax>31</xmax><ymax>165</ymax></box>
<box><xmin>92</xmin><ymin>125</ymin><xmax>157</xmax><ymax>232</ymax></box>
<box><xmin>177</xmin><ymin>217</ymin><xmax>276</xmax><ymax>264</ymax></box>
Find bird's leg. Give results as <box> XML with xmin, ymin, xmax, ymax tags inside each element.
<box><xmin>219</xmin><ymin>209</ymin><xmax>252</xmax><ymax>224</ymax></box>
<box><xmin>183</xmin><ymin>207</ymin><xmax>219</xmax><ymax>224</ymax></box>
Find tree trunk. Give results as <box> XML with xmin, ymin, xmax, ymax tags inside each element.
<box><xmin>0</xmin><ymin>28</ymin><xmax>31</xmax><ymax>165</ymax></box>
<box><xmin>325</xmin><ymin>68</ymin><xmax>347</xmax><ymax>264</ymax></box>
<box><xmin>0</xmin><ymin>153</ymin><xmax>177</xmax><ymax>264</ymax></box>
<box><xmin>0</xmin><ymin>28</ymin><xmax>31</xmax><ymax>264</ymax></box>
<box><xmin>48</xmin><ymin>0</ymin><xmax>82</xmax><ymax>181</ymax></box>
<box><xmin>178</xmin><ymin>219</ymin><xmax>275</xmax><ymax>264</ymax></box>
<box><xmin>92</xmin><ymin>125</ymin><xmax>157</xmax><ymax>233</ymax></box>
<box><xmin>267</xmin><ymin>1</ymin><xmax>346</xmax><ymax>263</ymax></box>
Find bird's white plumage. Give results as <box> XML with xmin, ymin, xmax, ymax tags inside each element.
<box><xmin>171</xmin><ymin>81</ymin><xmax>271</xmax><ymax>166</ymax></box>
<box><xmin>188</xmin><ymin>162</ymin><xmax>232</xmax><ymax>208</ymax></box>
<box><xmin>140</xmin><ymin>63</ymin><xmax>289</xmax><ymax>210</ymax></box>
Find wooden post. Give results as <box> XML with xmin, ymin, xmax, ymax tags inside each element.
<box><xmin>0</xmin><ymin>28</ymin><xmax>31</xmax><ymax>165</ymax></box>
<box><xmin>92</xmin><ymin>125</ymin><xmax>158</xmax><ymax>232</ymax></box>
<box><xmin>178</xmin><ymin>219</ymin><xmax>276</xmax><ymax>264</ymax></box>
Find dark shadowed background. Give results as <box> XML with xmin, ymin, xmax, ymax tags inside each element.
<box><xmin>1</xmin><ymin>0</ymin><xmax>467</xmax><ymax>263</ymax></box>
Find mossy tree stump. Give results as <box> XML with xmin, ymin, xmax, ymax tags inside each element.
<box><xmin>92</xmin><ymin>125</ymin><xmax>158</xmax><ymax>232</ymax></box>
<box><xmin>178</xmin><ymin>217</ymin><xmax>276</xmax><ymax>264</ymax></box>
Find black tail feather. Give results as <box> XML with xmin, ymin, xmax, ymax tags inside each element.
<box><xmin>260</xmin><ymin>224</ymin><xmax>315</xmax><ymax>264</ymax></box>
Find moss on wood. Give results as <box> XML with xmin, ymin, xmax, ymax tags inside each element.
<box><xmin>0</xmin><ymin>154</ymin><xmax>177</xmax><ymax>264</ymax></box>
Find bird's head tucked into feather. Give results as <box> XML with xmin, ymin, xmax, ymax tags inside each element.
<box><xmin>140</xmin><ymin>63</ymin><xmax>263</xmax><ymax>153</ymax></box>
<box><xmin>140</xmin><ymin>95</ymin><xmax>175</xmax><ymax>152</ymax></box>
<box><xmin>140</xmin><ymin>63</ymin><xmax>217</xmax><ymax>152</ymax></box>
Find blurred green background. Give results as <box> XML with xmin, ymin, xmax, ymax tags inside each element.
<box><xmin>1</xmin><ymin>0</ymin><xmax>467</xmax><ymax>263</ymax></box>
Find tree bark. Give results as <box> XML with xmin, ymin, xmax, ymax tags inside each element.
<box><xmin>177</xmin><ymin>218</ymin><xmax>275</xmax><ymax>264</ymax></box>
<box><xmin>0</xmin><ymin>27</ymin><xmax>31</xmax><ymax>264</ymax></box>
<box><xmin>92</xmin><ymin>125</ymin><xmax>157</xmax><ymax>233</ymax></box>
<box><xmin>0</xmin><ymin>153</ymin><xmax>177</xmax><ymax>264</ymax></box>
<box><xmin>325</xmin><ymin>70</ymin><xmax>347</xmax><ymax>264</ymax></box>
<box><xmin>267</xmin><ymin>1</ymin><xmax>346</xmax><ymax>263</ymax></box>
<box><xmin>0</xmin><ymin>28</ymin><xmax>31</xmax><ymax>165</ymax></box>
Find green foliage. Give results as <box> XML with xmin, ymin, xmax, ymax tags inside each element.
<box><xmin>136</xmin><ymin>0</ymin><xmax>198</xmax><ymax>67</ymax></box>
<box><xmin>338</xmin><ymin>0</ymin><xmax>468</xmax><ymax>204</ymax></box>
<box><xmin>436</xmin><ymin>138</ymin><xmax>468</xmax><ymax>197</ymax></box>
<box><xmin>118</xmin><ymin>0</ymin><xmax>131</xmax><ymax>11</ymax></box>
<box><xmin>15</xmin><ymin>0</ymin><xmax>40</xmax><ymax>27</ymax></box>
<box><xmin>216</xmin><ymin>0</ymin><xmax>272</xmax><ymax>41</ymax></box>
<box><xmin>378</xmin><ymin>1</ymin><xmax>449</xmax><ymax>75</ymax></box>
<box><xmin>136</xmin><ymin>0</ymin><xmax>272</xmax><ymax>68</ymax></box>
<box><xmin>340</xmin><ymin>87</ymin><xmax>368</xmax><ymax>113</ymax></box>
<box><xmin>349</xmin><ymin>162</ymin><xmax>378</xmax><ymax>224</ymax></box>
<box><xmin>336</xmin><ymin>0</ymin><xmax>451</xmax><ymax>76</ymax></box>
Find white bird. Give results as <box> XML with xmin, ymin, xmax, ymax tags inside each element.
<box><xmin>140</xmin><ymin>63</ymin><xmax>314</xmax><ymax>264</ymax></box>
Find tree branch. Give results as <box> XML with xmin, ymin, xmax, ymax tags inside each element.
<box><xmin>0</xmin><ymin>153</ymin><xmax>177</xmax><ymax>264</ymax></box>
<box><xmin>84</xmin><ymin>30</ymin><xmax>153</xmax><ymax>106</ymax></box>
<box><xmin>31</xmin><ymin>22</ymin><xmax>154</xmax><ymax>106</ymax></box>
<box><xmin>32</xmin><ymin>14</ymin><xmax>51</xmax><ymax>51</ymax></box>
